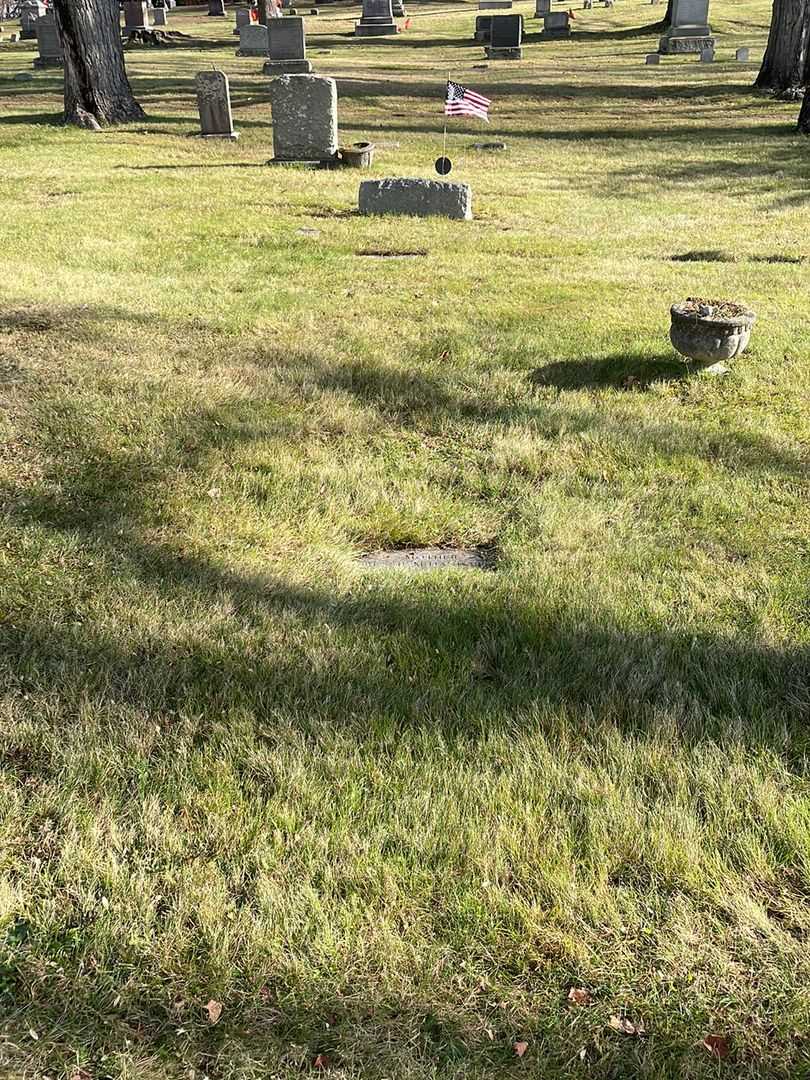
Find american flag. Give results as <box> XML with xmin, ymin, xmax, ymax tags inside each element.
<box><xmin>444</xmin><ymin>80</ymin><xmax>491</xmax><ymax>122</ymax></box>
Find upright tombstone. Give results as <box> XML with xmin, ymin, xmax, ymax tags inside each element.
<box><xmin>645</xmin><ymin>51</ymin><xmax>660</xmax><ymax>63</ymax></box>
<box><xmin>355</xmin><ymin>0</ymin><xmax>397</xmax><ymax>36</ymax></box>
<box><xmin>234</xmin><ymin>6</ymin><xmax>251</xmax><ymax>33</ymax></box>
<box><xmin>208</xmin><ymin>0</ymin><xmax>226</xmax><ymax>14</ymax></box>
<box><xmin>268</xmin><ymin>73</ymin><xmax>337</xmax><ymax>162</ymax></box>
<box><xmin>540</xmin><ymin>8</ymin><xmax>570</xmax><ymax>37</ymax></box>
<box><xmin>33</xmin><ymin>12</ymin><xmax>63</xmax><ymax>67</ymax></box>
<box><xmin>196</xmin><ymin>70</ymin><xmax>239</xmax><ymax>139</ymax></box>
<box><xmin>699</xmin><ymin>44</ymin><xmax>714</xmax><ymax>61</ymax></box>
<box><xmin>486</xmin><ymin>12</ymin><xmax>522</xmax><ymax>57</ymax></box>
<box><xmin>263</xmin><ymin>16</ymin><xmax>312</xmax><ymax>73</ymax></box>
<box><xmin>658</xmin><ymin>0</ymin><xmax>713</xmax><ymax>54</ymax></box>
<box><xmin>153</xmin><ymin>5</ymin><xmax>168</xmax><ymax>25</ymax></box>
<box><xmin>237</xmin><ymin>22</ymin><xmax>269</xmax><ymax>53</ymax></box>
<box><xmin>473</xmin><ymin>14</ymin><xmax>492</xmax><ymax>40</ymax></box>
<box><xmin>19</xmin><ymin>0</ymin><xmax>46</xmax><ymax>40</ymax></box>
<box><xmin>534</xmin><ymin>0</ymin><xmax>550</xmax><ymax>15</ymax></box>
<box><xmin>735</xmin><ymin>46</ymin><xmax>749</xmax><ymax>61</ymax></box>
<box><xmin>122</xmin><ymin>0</ymin><xmax>150</xmax><ymax>32</ymax></box>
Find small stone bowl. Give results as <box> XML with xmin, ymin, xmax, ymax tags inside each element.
<box><xmin>669</xmin><ymin>299</ymin><xmax>756</xmax><ymax>373</ymax></box>
<box><xmin>338</xmin><ymin>141</ymin><xmax>375</xmax><ymax>168</ymax></box>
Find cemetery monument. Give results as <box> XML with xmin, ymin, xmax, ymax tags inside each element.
<box><xmin>658</xmin><ymin>0</ymin><xmax>714</xmax><ymax>54</ymax></box>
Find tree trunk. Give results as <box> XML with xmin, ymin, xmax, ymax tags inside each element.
<box><xmin>755</xmin><ymin>0</ymin><xmax>810</xmax><ymax>92</ymax></box>
<box><xmin>799</xmin><ymin>87</ymin><xmax>810</xmax><ymax>129</ymax></box>
<box><xmin>662</xmin><ymin>0</ymin><xmax>673</xmax><ymax>28</ymax></box>
<box><xmin>53</xmin><ymin>0</ymin><xmax>145</xmax><ymax>126</ymax></box>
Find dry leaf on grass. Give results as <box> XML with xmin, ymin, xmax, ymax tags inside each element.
<box><xmin>513</xmin><ymin>1040</ymin><xmax>529</xmax><ymax>1057</ymax></box>
<box><xmin>609</xmin><ymin>1015</ymin><xmax>645</xmax><ymax>1036</ymax></box>
<box><xmin>567</xmin><ymin>987</ymin><xmax>592</xmax><ymax>1006</ymax></box>
<box><xmin>313</xmin><ymin>1053</ymin><xmax>330</xmax><ymax>1069</ymax></box>
<box><xmin>702</xmin><ymin>1034</ymin><xmax>730</xmax><ymax>1058</ymax></box>
<box><xmin>204</xmin><ymin>999</ymin><xmax>223</xmax><ymax>1025</ymax></box>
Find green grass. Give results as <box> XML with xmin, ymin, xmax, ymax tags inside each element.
<box><xmin>1</xmin><ymin>0</ymin><xmax>809</xmax><ymax>1075</ymax></box>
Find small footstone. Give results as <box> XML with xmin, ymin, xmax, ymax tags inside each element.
<box><xmin>357</xmin><ymin>547</ymin><xmax>490</xmax><ymax>571</ymax></box>
<box><xmin>735</xmin><ymin>46</ymin><xmax>749</xmax><ymax>61</ymax></box>
<box><xmin>645</xmin><ymin>52</ymin><xmax>660</xmax><ymax>63</ymax></box>
<box><xmin>472</xmin><ymin>140</ymin><xmax>506</xmax><ymax>150</ymax></box>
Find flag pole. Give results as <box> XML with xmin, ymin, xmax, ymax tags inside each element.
<box><xmin>442</xmin><ymin>71</ymin><xmax>450</xmax><ymax>161</ymax></box>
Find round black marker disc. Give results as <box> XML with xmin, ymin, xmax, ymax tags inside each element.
<box><xmin>435</xmin><ymin>156</ymin><xmax>452</xmax><ymax>176</ymax></box>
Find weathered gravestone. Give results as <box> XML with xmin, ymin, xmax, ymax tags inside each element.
<box><xmin>645</xmin><ymin>51</ymin><xmax>660</xmax><ymax>63</ymax></box>
<box><xmin>359</xmin><ymin>178</ymin><xmax>473</xmax><ymax>221</ymax></box>
<box><xmin>122</xmin><ymin>0</ymin><xmax>150</xmax><ymax>32</ymax></box>
<box><xmin>208</xmin><ymin>0</ymin><xmax>226</xmax><ymax>14</ymax></box>
<box><xmin>152</xmin><ymin>6</ymin><xmax>168</xmax><ymax>25</ymax></box>
<box><xmin>268</xmin><ymin>73</ymin><xmax>337</xmax><ymax>161</ymax></box>
<box><xmin>659</xmin><ymin>0</ymin><xmax>713</xmax><ymax>54</ymax></box>
<box><xmin>700</xmin><ymin>44</ymin><xmax>714</xmax><ymax>61</ymax></box>
<box><xmin>735</xmin><ymin>46</ymin><xmax>749</xmax><ymax>61</ymax></box>
<box><xmin>474</xmin><ymin>14</ymin><xmax>492</xmax><ymax>40</ymax></box>
<box><xmin>233</xmin><ymin>7</ymin><xmax>251</xmax><ymax>34</ymax></box>
<box><xmin>263</xmin><ymin>15</ymin><xmax>312</xmax><ymax>72</ymax></box>
<box><xmin>486</xmin><ymin>12</ymin><xmax>522</xmax><ymax>57</ymax></box>
<box><xmin>237</xmin><ymin>22</ymin><xmax>269</xmax><ymax>54</ymax></box>
<box><xmin>540</xmin><ymin>8</ymin><xmax>570</xmax><ymax>38</ymax></box>
<box><xmin>19</xmin><ymin>0</ymin><xmax>46</xmax><ymax>40</ymax></box>
<box><xmin>355</xmin><ymin>0</ymin><xmax>396</xmax><ymax>36</ymax></box>
<box><xmin>33</xmin><ymin>12</ymin><xmax>62</xmax><ymax>67</ymax></box>
<box><xmin>534</xmin><ymin>0</ymin><xmax>550</xmax><ymax>15</ymax></box>
<box><xmin>195</xmin><ymin>70</ymin><xmax>238</xmax><ymax>138</ymax></box>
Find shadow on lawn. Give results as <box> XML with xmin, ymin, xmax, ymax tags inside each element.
<box><xmin>2</xmin><ymin>306</ymin><xmax>807</xmax><ymax>752</ymax></box>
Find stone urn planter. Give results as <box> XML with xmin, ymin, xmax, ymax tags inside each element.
<box><xmin>339</xmin><ymin>141</ymin><xmax>375</xmax><ymax>168</ymax></box>
<box><xmin>669</xmin><ymin>298</ymin><xmax>756</xmax><ymax>373</ymax></box>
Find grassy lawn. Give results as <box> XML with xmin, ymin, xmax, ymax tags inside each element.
<box><xmin>1</xmin><ymin>0</ymin><xmax>809</xmax><ymax>1075</ymax></box>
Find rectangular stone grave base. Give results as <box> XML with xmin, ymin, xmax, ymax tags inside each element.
<box><xmin>20</xmin><ymin>28</ymin><xmax>37</xmax><ymax>38</ymax></box>
<box><xmin>198</xmin><ymin>131</ymin><xmax>240</xmax><ymax>139</ymax></box>
<box><xmin>539</xmin><ymin>26</ymin><xmax>570</xmax><ymax>37</ymax></box>
<box><xmin>33</xmin><ymin>56</ymin><xmax>63</xmax><ymax>67</ymax></box>
<box><xmin>484</xmin><ymin>45</ymin><xmax>521</xmax><ymax>57</ymax></box>
<box><xmin>355</xmin><ymin>19</ymin><xmax>397</xmax><ymax>33</ymax></box>
<box><xmin>266</xmin><ymin>156</ymin><xmax>337</xmax><ymax>167</ymax></box>
<box><xmin>263</xmin><ymin>58</ymin><xmax>313</xmax><ymax>73</ymax></box>
<box><xmin>659</xmin><ymin>32</ymin><xmax>713</xmax><ymax>53</ymax></box>
<box><xmin>359</xmin><ymin>178</ymin><xmax>472</xmax><ymax>221</ymax></box>
<box><xmin>238</xmin><ymin>46</ymin><xmax>269</xmax><ymax>55</ymax></box>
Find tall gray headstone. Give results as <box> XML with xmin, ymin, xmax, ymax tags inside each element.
<box><xmin>355</xmin><ymin>0</ymin><xmax>396</xmax><ymax>36</ymax></box>
<box><xmin>237</xmin><ymin>22</ymin><xmax>269</xmax><ymax>54</ymax></box>
<box><xmin>268</xmin><ymin>73</ymin><xmax>337</xmax><ymax>161</ymax></box>
<box><xmin>535</xmin><ymin>0</ymin><xmax>550</xmax><ymax>14</ymax></box>
<box><xmin>123</xmin><ymin>0</ymin><xmax>150</xmax><ymax>32</ymax></box>
<box><xmin>486</xmin><ymin>12</ymin><xmax>521</xmax><ymax>57</ymax></box>
<box><xmin>263</xmin><ymin>16</ymin><xmax>312</xmax><ymax>72</ymax></box>
<box><xmin>20</xmin><ymin>0</ymin><xmax>46</xmax><ymax>40</ymax></box>
<box><xmin>195</xmin><ymin>70</ymin><xmax>239</xmax><ymax>139</ymax></box>
<box><xmin>208</xmin><ymin>0</ymin><xmax>226</xmax><ymax>14</ymax></box>
<box><xmin>234</xmin><ymin>7</ymin><xmax>251</xmax><ymax>34</ymax></box>
<box><xmin>153</xmin><ymin>7</ymin><xmax>168</xmax><ymax>25</ymax></box>
<box><xmin>659</xmin><ymin>0</ymin><xmax>713</xmax><ymax>54</ymax></box>
<box><xmin>33</xmin><ymin>12</ymin><xmax>62</xmax><ymax>67</ymax></box>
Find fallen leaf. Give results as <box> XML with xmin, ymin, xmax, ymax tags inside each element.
<box><xmin>204</xmin><ymin>999</ymin><xmax>223</xmax><ymax>1025</ymax></box>
<box><xmin>702</xmin><ymin>1034</ymin><xmax>730</xmax><ymax>1058</ymax></box>
<box><xmin>567</xmin><ymin>987</ymin><xmax>592</xmax><ymax>1006</ymax></box>
<box><xmin>609</xmin><ymin>1014</ymin><xmax>645</xmax><ymax>1036</ymax></box>
<box><xmin>513</xmin><ymin>1040</ymin><xmax>529</xmax><ymax>1058</ymax></box>
<box><xmin>313</xmin><ymin>1053</ymin><xmax>330</xmax><ymax>1069</ymax></box>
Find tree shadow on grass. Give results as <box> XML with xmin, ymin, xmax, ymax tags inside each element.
<box><xmin>530</xmin><ymin>352</ymin><xmax>687</xmax><ymax>390</ymax></box>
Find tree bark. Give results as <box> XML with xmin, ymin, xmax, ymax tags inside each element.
<box><xmin>755</xmin><ymin>0</ymin><xmax>810</xmax><ymax>92</ymax></box>
<box><xmin>799</xmin><ymin>87</ymin><xmax>810</xmax><ymax>129</ymax></box>
<box><xmin>53</xmin><ymin>0</ymin><xmax>145</xmax><ymax>126</ymax></box>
